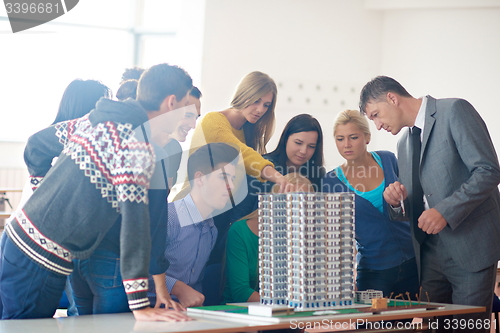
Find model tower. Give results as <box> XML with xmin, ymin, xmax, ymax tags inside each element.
<box><xmin>258</xmin><ymin>193</ymin><xmax>288</xmax><ymax>305</ymax></box>
<box><xmin>258</xmin><ymin>192</ymin><xmax>355</xmax><ymax>311</ymax></box>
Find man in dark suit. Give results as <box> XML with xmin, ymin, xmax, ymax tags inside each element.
<box><xmin>359</xmin><ymin>76</ymin><xmax>500</xmax><ymax>332</ymax></box>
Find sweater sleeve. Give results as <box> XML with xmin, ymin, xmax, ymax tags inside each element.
<box><xmin>116</xmin><ymin>139</ymin><xmax>157</xmax><ymax>311</ymax></box>
<box><xmin>24</xmin><ymin>125</ymin><xmax>63</xmax><ymax>190</ymax></box>
<box><xmin>198</xmin><ymin>112</ymin><xmax>273</xmax><ymax>181</ymax></box>
<box><xmin>225</xmin><ymin>222</ymin><xmax>257</xmax><ymax>303</ymax></box>
<box><xmin>24</xmin><ymin>117</ymin><xmax>85</xmax><ymax>190</ymax></box>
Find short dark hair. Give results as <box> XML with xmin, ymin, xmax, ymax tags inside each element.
<box><xmin>137</xmin><ymin>64</ymin><xmax>193</xmax><ymax>111</ymax></box>
<box><xmin>190</xmin><ymin>86</ymin><xmax>202</xmax><ymax>99</ymax></box>
<box><xmin>188</xmin><ymin>143</ymin><xmax>239</xmax><ymax>184</ymax></box>
<box><xmin>359</xmin><ymin>76</ymin><xmax>412</xmax><ymax>115</ymax></box>
<box><xmin>121</xmin><ymin>67</ymin><xmax>145</xmax><ymax>82</ymax></box>
<box><xmin>116</xmin><ymin>79</ymin><xmax>138</xmax><ymax>101</ymax></box>
<box><xmin>53</xmin><ymin>79</ymin><xmax>111</xmax><ymax>124</ymax></box>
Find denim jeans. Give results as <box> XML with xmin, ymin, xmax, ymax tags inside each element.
<box><xmin>356</xmin><ymin>257</ymin><xmax>419</xmax><ymax>299</ymax></box>
<box><xmin>59</xmin><ymin>278</ymin><xmax>78</xmax><ymax>316</ymax></box>
<box><xmin>70</xmin><ymin>249</ymin><xmax>130</xmax><ymax>314</ymax></box>
<box><xmin>0</xmin><ymin>232</ymin><xmax>6</xmax><ymax>316</ymax></box>
<box><xmin>1</xmin><ymin>232</ymin><xmax>78</xmax><ymax>317</ymax></box>
<box><xmin>0</xmin><ymin>234</ymin><xmax>67</xmax><ymax>319</ymax></box>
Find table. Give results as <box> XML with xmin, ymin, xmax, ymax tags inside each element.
<box><xmin>0</xmin><ymin>188</ymin><xmax>23</xmax><ymax>192</ymax></box>
<box><xmin>0</xmin><ymin>212</ymin><xmax>11</xmax><ymax>219</ymax></box>
<box><xmin>0</xmin><ymin>302</ymin><xmax>485</xmax><ymax>333</ymax></box>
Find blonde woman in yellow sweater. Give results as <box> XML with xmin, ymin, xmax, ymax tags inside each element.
<box><xmin>191</xmin><ymin>71</ymin><xmax>290</xmax><ymax>190</ymax></box>
<box><xmin>181</xmin><ymin>73</ymin><xmax>292</xmax><ymax>303</ymax></box>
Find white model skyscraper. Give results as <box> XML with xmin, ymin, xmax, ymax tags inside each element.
<box><xmin>258</xmin><ymin>192</ymin><xmax>355</xmax><ymax>311</ymax></box>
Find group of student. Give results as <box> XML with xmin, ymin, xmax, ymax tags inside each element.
<box><xmin>1</xmin><ymin>63</ymin><xmax>499</xmax><ymax>333</ymax></box>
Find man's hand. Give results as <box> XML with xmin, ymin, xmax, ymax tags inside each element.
<box><xmin>155</xmin><ymin>290</ymin><xmax>185</xmax><ymax>312</ymax></box>
<box><xmin>152</xmin><ymin>273</ymin><xmax>185</xmax><ymax>311</ymax></box>
<box><xmin>132</xmin><ymin>307</ymin><xmax>192</xmax><ymax>322</ymax></box>
<box><xmin>418</xmin><ymin>208</ymin><xmax>447</xmax><ymax>234</ymax></box>
<box><xmin>383</xmin><ymin>181</ymin><xmax>407</xmax><ymax>207</ymax></box>
<box><xmin>171</xmin><ymin>280</ymin><xmax>205</xmax><ymax>308</ymax></box>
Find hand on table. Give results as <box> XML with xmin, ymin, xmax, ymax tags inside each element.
<box><xmin>132</xmin><ymin>307</ymin><xmax>191</xmax><ymax>322</ymax></box>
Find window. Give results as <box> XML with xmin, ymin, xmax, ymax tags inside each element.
<box><xmin>0</xmin><ymin>0</ymin><xmax>204</xmax><ymax>142</ymax></box>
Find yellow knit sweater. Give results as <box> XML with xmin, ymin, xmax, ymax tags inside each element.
<box><xmin>191</xmin><ymin>112</ymin><xmax>273</xmax><ymax>180</ymax></box>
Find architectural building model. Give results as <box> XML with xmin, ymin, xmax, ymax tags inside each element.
<box><xmin>355</xmin><ymin>289</ymin><xmax>384</xmax><ymax>304</ymax></box>
<box><xmin>258</xmin><ymin>192</ymin><xmax>355</xmax><ymax>311</ymax></box>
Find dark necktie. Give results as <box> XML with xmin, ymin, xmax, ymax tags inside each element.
<box><xmin>410</xmin><ymin>126</ymin><xmax>427</xmax><ymax>244</ymax></box>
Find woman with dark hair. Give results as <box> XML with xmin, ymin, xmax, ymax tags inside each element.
<box><xmin>265</xmin><ymin>113</ymin><xmax>325</xmax><ymax>189</ymax></box>
<box><xmin>229</xmin><ymin>114</ymin><xmax>325</xmax><ymax>224</ymax></box>
<box><xmin>52</xmin><ymin>79</ymin><xmax>111</xmax><ymax>124</ymax></box>
<box><xmin>53</xmin><ymin>79</ymin><xmax>111</xmax><ymax>313</ymax></box>
<box><xmin>116</xmin><ymin>79</ymin><xmax>138</xmax><ymax>101</ymax></box>
<box><xmin>120</xmin><ymin>66</ymin><xmax>145</xmax><ymax>82</ymax></box>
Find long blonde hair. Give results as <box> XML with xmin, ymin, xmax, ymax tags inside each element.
<box><xmin>231</xmin><ymin>71</ymin><xmax>277</xmax><ymax>155</ymax></box>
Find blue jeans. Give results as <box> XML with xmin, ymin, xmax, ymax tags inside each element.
<box><xmin>0</xmin><ymin>233</ymin><xmax>77</xmax><ymax>316</ymax></box>
<box><xmin>0</xmin><ymin>234</ymin><xmax>67</xmax><ymax>319</ymax></box>
<box><xmin>356</xmin><ymin>258</ymin><xmax>419</xmax><ymax>299</ymax></box>
<box><xmin>59</xmin><ymin>279</ymin><xmax>78</xmax><ymax>316</ymax></box>
<box><xmin>0</xmin><ymin>232</ymin><xmax>6</xmax><ymax>316</ymax></box>
<box><xmin>70</xmin><ymin>249</ymin><xmax>130</xmax><ymax>314</ymax></box>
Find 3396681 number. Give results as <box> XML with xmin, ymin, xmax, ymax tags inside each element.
<box><xmin>443</xmin><ymin>318</ymin><xmax>494</xmax><ymax>330</ymax></box>
<box><xmin>5</xmin><ymin>2</ymin><xmax>60</xmax><ymax>14</ymax></box>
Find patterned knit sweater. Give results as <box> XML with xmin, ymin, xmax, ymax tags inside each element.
<box><xmin>6</xmin><ymin>98</ymin><xmax>156</xmax><ymax>311</ymax></box>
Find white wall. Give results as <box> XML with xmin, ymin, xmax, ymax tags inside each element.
<box><xmin>200</xmin><ymin>0</ymin><xmax>384</xmax><ymax>170</ymax></box>
<box><xmin>378</xmin><ymin>5</ymin><xmax>500</xmax><ymax>153</ymax></box>
<box><xmin>200</xmin><ymin>0</ymin><xmax>500</xmax><ymax>171</ymax></box>
<box><xmin>3</xmin><ymin>0</ymin><xmax>499</xmax><ymax>174</ymax></box>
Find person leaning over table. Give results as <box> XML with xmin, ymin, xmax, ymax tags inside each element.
<box><xmin>117</xmin><ymin>77</ymin><xmax>203</xmax><ymax>193</ymax></box>
<box><xmin>360</xmin><ymin>75</ymin><xmax>500</xmax><ymax>333</ymax></box>
<box><xmin>0</xmin><ymin>63</ymin><xmax>192</xmax><ymax>322</ymax></box>
<box><xmin>0</xmin><ymin>78</ymin><xmax>112</xmax><ymax>317</ymax></box>
<box><xmin>178</xmin><ymin>71</ymin><xmax>291</xmax><ymax>197</ymax></box>
<box><xmin>148</xmin><ymin>143</ymin><xmax>240</xmax><ymax>308</ymax></box>
<box><xmin>163</xmin><ymin>86</ymin><xmax>203</xmax><ymax>190</ymax></box>
<box><xmin>322</xmin><ymin>109</ymin><xmax>418</xmax><ymax>299</ymax></box>
<box><xmin>175</xmin><ymin>71</ymin><xmax>292</xmax><ymax>269</ymax></box>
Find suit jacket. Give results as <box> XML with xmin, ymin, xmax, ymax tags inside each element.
<box><xmin>393</xmin><ymin>96</ymin><xmax>500</xmax><ymax>273</ymax></box>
